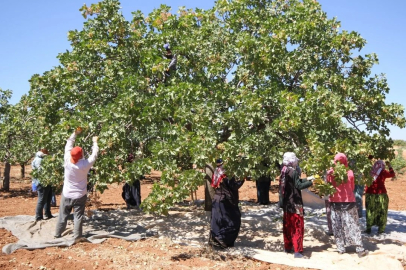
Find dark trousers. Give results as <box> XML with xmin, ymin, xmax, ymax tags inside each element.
<box><xmin>55</xmin><ymin>194</ymin><xmax>87</xmax><ymax>239</ymax></box>
<box><xmin>35</xmin><ymin>185</ymin><xmax>52</xmax><ymax>220</ymax></box>
<box><xmin>256</xmin><ymin>180</ymin><xmax>271</xmax><ymax>205</ymax></box>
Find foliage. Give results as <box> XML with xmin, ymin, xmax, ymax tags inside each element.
<box><xmin>0</xmin><ymin>89</ymin><xmax>42</xmax><ymax>189</ymax></box>
<box><xmin>393</xmin><ymin>140</ymin><xmax>406</xmax><ymax>147</ymax></box>
<box><xmin>0</xmin><ymin>89</ymin><xmax>13</xmax><ymax>167</ymax></box>
<box><xmin>0</xmin><ymin>94</ymin><xmax>41</xmax><ymax>165</ymax></box>
<box><xmin>392</xmin><ymin>148</ymin><xmax>406</xmax><ymax>174</ymax></box>
<box><xmin>31</xmin><ymin>154</ymin><xmax>64</xmax><ymax>187</ymax></box>
<box><xmin>312</xmin><ymin>178</ymin><xmax>336</xmax><ymax>197</ymax></box>
<box><xmin>331</xmin><ymin>161</ymin><xmax>349</xmax><ymax>185</ymax></box>
<box><xmin>26</xmin><ymin>0</ymin><xmax>405</xmax><ymax>214</ymax></box>
<box><xmin>0</xmin><ymin>88</ymin><xmax>12</xmax><ymax>117</ymax></box>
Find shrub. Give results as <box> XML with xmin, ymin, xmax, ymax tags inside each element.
<box><xmin>392</xmin><ymin>148</ymin><xmax>406</xmax><ymax>174</ymax></box>
<box><xmin>393</xmin><ymin>140</ymin><xmax>406</xmax><ymax>147</ymax></box>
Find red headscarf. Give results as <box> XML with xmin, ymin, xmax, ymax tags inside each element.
<box><xmin>327</xmin><ymin>153</ymin><xmax>349</xmax><ymax>179</ymax></box>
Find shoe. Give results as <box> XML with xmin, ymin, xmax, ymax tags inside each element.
<box><xmin>284</xmin><ymin>249</ymin><xmax>294</xmax><ymax>254</ymax></box>
<box><xmin>208</xmin><ymin>239</ymin><xmax>220</xmax><ymax>247</ymax></box>
<box><xmin>357</xmin><ymin>250</ymin><xmax>369</xmax><ymax>258</ymax></box>
<box><xmin>54</xmin><ymin>235</ymin><xmax>61</xmax><ymax>239</ymax></box>
<box><xmin>45</xmin><ymin>215</ymin><xmax>55</xmax><ymax>219</ymax></box>
<box><xmin>214</xmin><ymin>237</ymin><xmax>228</xmax><ymax>249</ymax></box>
<box><xmin>325</xmin><ymin>231</ymin><xmax>334</xmax><ymax>236</ymax></box>
<box><xmin>35</xmin><ymin>217</ymin><xmax>43</xmax><ymax>221</ymax></box>
<box><xmin>294</xmin><ymin>252</ymin><xmax>309</xmax><ymax>259</ymax></box>
<box><xmin>74</xmin><ymin>237</ymin><xmax>88</xmax><ymax>244</ymax></box>
<box><xmin>338</xmin><ymin>250</ymin><xmax>345</xmax><ymax>254</ymax></box>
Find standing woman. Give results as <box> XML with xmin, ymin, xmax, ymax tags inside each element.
<box><xmin>365</xmin><ymin>160</ymin><xmax>395</xmax><ymax>234</ymax></box>
<box><xmin>210</xmin><ymin>158</ymin><xmax>245</xmax><ymax>248</ymax></box>
<box><xmin>256</xmin><ymin>175</ymin><xmax>271</xmax><ymax>205</ymax></box>
<box><xmin>279</xmin><ymin>152</ymin><xmax>314</xmax><ymax>259</ymax></box>
<box><xmin>32</xmin><ymin>148</ymin><xmax>53</xmax><ymax>221</ymax></box>
<box><xmin>327</xmin><ymin>153</ymin><xmax>368</xmax><ymax>257</ymax></box>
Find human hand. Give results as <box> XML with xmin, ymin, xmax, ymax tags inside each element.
<box><xmin>92</xmin><ymin>136</ymin><xmax>99</xmax><ymax>143</ymax></box>
<box><xmin>307</xmin><ymin>176</ymin><xmax>315</xmax><ymax>181</ymax></box>
<box><xmin>75</xmin><ymin>127</ymin><xmax>83</xmax><ymax>135</ymax></box>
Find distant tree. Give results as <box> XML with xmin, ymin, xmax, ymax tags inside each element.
<box><xmin>0</xmin><ymin>88</ymin><xmax>13</xmax><ymax>191</ymax></box>
<box><xmin>11</xmin><ymin>95</ymin><xmax>40</xmax><ymax>178</ymax></box>
<box><xmin>0</xmin><ymin>92</ymin><xmax>40</xmax><ymax>190</ymax></box>
<box><xmin>27</xmin><ymin>0</ymin><xmax>405</xmax><ymax>213</ymax></box>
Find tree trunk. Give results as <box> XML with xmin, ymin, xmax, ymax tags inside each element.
<box><xmin>20</xmin><ymin>163</ymin><xmax>25</xmax><ymax>179</ymax></box>
<box><xmin>3</xmin><ymin>162</ymin><xmax>10</xmax><ymax>191</ymax></box>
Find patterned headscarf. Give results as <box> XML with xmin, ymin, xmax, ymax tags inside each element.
<box><xmin>211</xmin><ymin>164</ymin><xmax>226</xmax><ymax>189</ymax></box>
<box><xmin>282</xmin><ymin>152</ymin><xmax>299</xmax><ymax>168</ymax></box>
<box><xmin>279</xmin><ymin>152</ymin><xmax>299</xmax><ymax>195</ymax></box>
<box><xmin>370</xmin><ymin>160</ymin><xmax>385</xmax><ymax>181</ymax></box>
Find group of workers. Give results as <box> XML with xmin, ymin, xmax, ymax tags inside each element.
<box><xmin>205</xmin><ymin>151</ymin><xmax>395</xmax><ymax>259</ymax></box>
<box><xmin>31</xmin><ymin>128</ymin><xmax>395</xmax><ymax>258</ymax></box>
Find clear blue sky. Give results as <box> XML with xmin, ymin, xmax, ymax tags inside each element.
<box><xmin>1</xmin><ymin>0</ymin><xmax>405</xmax><ymax>139</ymax></box>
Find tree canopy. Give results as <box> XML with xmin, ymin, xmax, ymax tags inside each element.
<box><xmin>1</xmin><ymin>91</ymin><xmax>41</xmax><ymax>190</ymax></box>
<box><xmin>26</xmin><ymin>0</ymin><xmax>405</xmax><ymax>214</ymax></box>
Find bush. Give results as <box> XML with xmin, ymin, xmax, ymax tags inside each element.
<box><xmin>392</xmin><ymin>148</ymin><xmax>406</xmax><ymax>174</ymax></box>
<box><xmin>393</xmin><ymin>140</ymin><xmax>406</xmax><ymax>147</ymax></box>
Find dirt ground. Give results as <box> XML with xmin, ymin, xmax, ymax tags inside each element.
<box><xmin>1</xmin><ymin>163</ymin><xmax>406</xmax><ymax>270</ymax></box>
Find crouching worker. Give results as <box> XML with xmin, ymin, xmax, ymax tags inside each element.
<box><xmin>122</xmin><ymin>180</ymin><xmax>142</xmax><ymax>210</ymax></box>
<box><xmin>54</xmin><ymin>127</ymin><xmax>99</xmax><ymax>241</ymax></box>
<box><xmin>121</xmin><ymin>153</ymin><xmax>142</xmax><ymax>210</ymax></box>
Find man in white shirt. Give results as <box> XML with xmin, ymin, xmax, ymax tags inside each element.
<box><xmin>54</xmin><ymin>127</ymin><xmax>99</xmax><ymax>240</ymax></box>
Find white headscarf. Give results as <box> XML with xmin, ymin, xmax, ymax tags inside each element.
<box><xmin>282</xmin><ymin>152</ymin><xmax>299</xmax><ymax>168</ymax></box>
<box><xmin>279</xmin><ymin>152</ymin><xmax>300</xmax><ymax>196</ymax></box>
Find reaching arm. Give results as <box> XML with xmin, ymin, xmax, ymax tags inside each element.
<box><xmin>228</xmin><ymin>177</ymin><xmax>245</xmax><ymax>190</ymax></box>
<box><xmin>382</xmin><ymin>167</ymin><xmax>395</xmax><ymax>179</ymax></box>
<box><xmin>87</xmin><ymin>136</ymin><xmax>99</xmax><ymax>166</ymax></box>
<box><xmin>294</xmin><ymin>170</ymin><xmax>313</xmax><ymax>190</ymax></box>
<box><xmin>65</xmin><ymin>132</ymin><xmax>77</xmax><ymax>160</ymax></box>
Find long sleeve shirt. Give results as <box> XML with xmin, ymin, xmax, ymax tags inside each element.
<box><xmin>62</xmin><ymin>132</ymin><xmax>99</xmax><ymax>199</ymax></box>
<box><xmin>31</xmin><ymin>151</ymin><xmax>46</xmax><ymax>186</ymax></box>
<box><xmin>282</xmin><ymin>168</ymin><xmax>313</xmax><ymax>214</ymax></box>
<box><xmin>365</xmin><ymin>167</ymin><xmax>395</xmax><ymax>194</ymax></box>
<box><xmin>213</xmin><ymin>177</ymin><xmax>245</xmax><ymax>206</ymax></box>
<box><xmin>327</xmin><ymin>170</ymin><xmax>356</xmax><ymax>203</ymax></box>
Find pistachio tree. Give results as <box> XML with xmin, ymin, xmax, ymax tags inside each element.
<box><xmin>0</xmin><ymin>92</ymin><xmax>40</xmax><ymax>190</ymax></box>
<box><xmin>0</xmin><ymin>88</ymin><xmax>12</xmax><ymax>190</ymax></box>
<box><xmin>27</xmin><ymin>0</ymin><xmax>405</xmax><ymax>213</ymax></box>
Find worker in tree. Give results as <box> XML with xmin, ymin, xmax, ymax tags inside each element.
<box><xmin>163</xmin><ymin>43</ymin><xmax>177</xmax><ymax>81</ymax></box>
